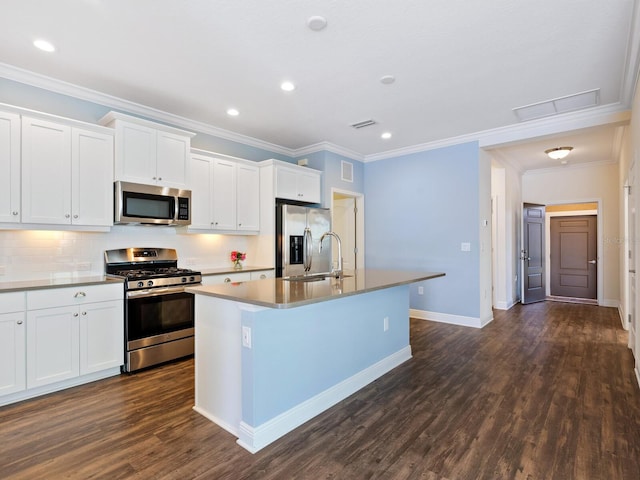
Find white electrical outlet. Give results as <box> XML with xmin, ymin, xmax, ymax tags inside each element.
<box><xmin>383</xmin><ymin>316</ymin><xmax>389</xmax><ymax>332</ymax></box>
<box><xmin>418</xmin><ymin>286</ymin><xmax>424</xmax><ymax>295</ymax></box>
<box><xmin>461</xmin><ymin>242</ymin><xmax>471</xmax><ymax>252</ymax></box>
<box><xmin>242</xmin><ymin>326</ymin><xmax>252</xmax><ymax>348</ymax></box>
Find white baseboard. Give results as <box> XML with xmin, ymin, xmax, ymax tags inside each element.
<box><xmin>236</xmin><ymin>345</ymin><xmax>413</xmax><ymax>453</ymax></box>
<box><xmin>493</xmin><ymin>299</ymin><xmax>517</xmax><ymax>311</ymax></box>
<box><xmin>192</xmin><ymin>406</ymin><xmax>239</xmax><ymax>438</ymax></box>
<box><xmin>600</xmin><ymin>298</ymin><xmax>620</xmax><ymax>309</ymax></box>
<box><xmin>410</xmin><ymin>308</ymin><xmax>487</xmax><ymax>328</ymax></box>
<box><xmin>636</xmin><ymin>367</ymin><xmax>640</xmax><ymax>389</ymax></box>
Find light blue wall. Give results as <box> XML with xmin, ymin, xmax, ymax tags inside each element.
<box><xmin>363</xmin><ymin>142</ymin><xmax>481</xmax><ymax>318</ymax></box>
<box><xmin>0</xmin><ymin>77</ymin><xmax>292</xmax><ymax>162</ymax></box>
<box><xmin>240</xmin><ymin>286</ymin><xmax>409</xmax><ymax>426</ymax></box>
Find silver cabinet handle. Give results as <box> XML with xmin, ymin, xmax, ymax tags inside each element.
<box><xmin>74</xmin><ymin>291</ymin><xmax>86</xmax><ymax>298</ymax></box>
<box><xmin>82</xmin><ymin>311</ymin><xmax>87</xmax><ymax>315</ymax></box>
<box><xmin>12</xmin><ymin>211</ymin><xmax>18</xmax><ymax>216</ymax></box>
<box><xmin>65</xmin><ymin>214</ymin><xmax>71</xmax><ymax>218</ymax></box>
<box><xmin>73</xmin><ymin>214</ymin><xmax>78</xmax><ymax>219</ymax></box>
<box><xmin>73</xmin><ymin>312</ymin><xmax>79</xmax><ymax>317</ymax></box>
<box><xmin>158</xmin><ymin>177</ymin><xmax>162</xmax><ymax>181</ymax></box>
<box><xmin>260</xmin><ymin>274</ymin><xmax>266</xmax><ymax>279</ymax></box>
<box><xmin>224</xmin><ymin>277</ymin><xmax>231</xmax><ymax>283</ymax></box>
<box><xmin>17</xmin><ymin>320</ymin><xmax>23</xmax><ymax>325</ymax></box>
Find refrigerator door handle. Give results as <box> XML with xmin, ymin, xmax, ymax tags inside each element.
<box><xmin>304</xmin><ymin>227</ymin><xmax>312</xmax><ymax>271</ymax></box>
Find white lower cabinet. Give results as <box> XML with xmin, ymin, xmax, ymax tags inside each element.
<box><xmin>0</xmin><ymin>292</ymin><xmax>26</xmax><ymax>396</ymax></box>
<box><xmin>0</xmin><ymin>284</ymin><xmax>124</xmax><ymax>405</ymax></box>
<box><xmin>250</xmin><ymin>270</ymin><xmax>275</xmax><ymax>280</ymax></box>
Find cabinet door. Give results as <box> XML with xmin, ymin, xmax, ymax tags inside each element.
<box><xmin>72</xmin><ymin>128</ymin><xmax>114</xmax><ymax>226</ymax></box>
<box><xmin>156</xmin><ymin>131</ymin><xmax>190</xmax><ymax>188</ymax></box>
<box><xmin>189</xmin><ymin>154</ymin><xmax>214</xmax><ymax>229</ymax></box>
<box><xmin>21</xmin><ymin>117</ymin><xmax>72</xmax><ymax>224</ymax></box>
<box><xmin>297</xmin><ymin>171</ymin><xmax>321</xmax><ymax>203</ymax></box>
<box><xmin>275</xmin><ymin>167</ymin><xmax>298</xmax><ymax>201</ymax></box>
<box><xmin>0</xmin><ymin>111</ymin><xmax>21</xmax><ymax>223</ymax></box>
<box><xmin>212</xmin><ymin>159</ymin><xmax>237</xmax><ymax>230</ymax></box>
<box><xmin>0</xmin><ymin>312</ymin><xmax>26</xmax><ymax>396</ymax></box>
<box><xmin>79</xmin><ymin>300</ymin><xmax>123</xmax><ymax>374</ymax></box>
<box><xmin>114</xmin><ymin>121</ymin><xmax>156</xmax><ymax>184</ymax></box>
<box><xmin>236</xmin><ymin>163</ymin><xmax>260</xmax><ymax>231</ymax></box>
<box><xmin>26</xmin><ymin>306</ymin><xmax>79</xmax><ymax>388</ymax></box>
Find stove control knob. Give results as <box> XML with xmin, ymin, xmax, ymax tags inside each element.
<box><xmin>181</xmin><ymin>277</ymin><xmax>187</xmax><ymax>283</ymax></box>
<box><xmin>147</xmin><ymin>280</ymin><xmax>154</xmax><ymax>287</ymax></box>
<box><xmin>137</xmin><ymin>281</ymin><xmax>144</xmax><ymax>288</ymax></box>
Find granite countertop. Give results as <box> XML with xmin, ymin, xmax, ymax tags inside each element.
<box><xmin>0</xmin><ymin>275</ymin><xmax>124</xmax><ymax>293</ymax></box>
<box><xmin>186</xmin><ymin>269</ymin><xmax>445</xmax><ymax>309</ymax></box>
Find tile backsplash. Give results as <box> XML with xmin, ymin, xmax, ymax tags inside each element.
<box><xmin>0</xmin><ymin>226</ymin><xmax>259</xmax><ymax>281</ymax></box>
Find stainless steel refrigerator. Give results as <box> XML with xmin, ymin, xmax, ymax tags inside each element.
<box><xmin>276</xmin><ymin>204</ymin><xmax>332</xmax><ymax>277</ymax></box>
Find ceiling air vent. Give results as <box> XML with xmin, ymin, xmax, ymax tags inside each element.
<box><xmin>350</xmin><ymin>119</ymin><xmax>377</xmax><ymax>129</ymax></box>
<box><xmin>513</xmin><ymin>89</ymin><xmax>600</xmax><ymax>122</ymax></box>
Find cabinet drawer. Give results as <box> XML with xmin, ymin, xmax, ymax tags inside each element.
<box><xmin>27</xmin><ymin>283</ymin><xmax>123</xmax><ymax>310</ymax></box>
<box><xmin>201</xmin><ymin>272</ymin><xmax>252</xmax><ymax>286</ymax></box>
<box><xmin>0</xmin><ymin>292</ymin><xmax>25</xmax><ymax>314</ymax></box>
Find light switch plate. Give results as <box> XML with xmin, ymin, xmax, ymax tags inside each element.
<box><xmin>461</xmin><ymin>242</ymin><xmax>471</xmax><ymax>252</ymax></box>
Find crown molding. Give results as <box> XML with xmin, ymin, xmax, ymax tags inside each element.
<box><xmin>292</xmin><ymin>141</ymin><xmax>365</xmax><ymax>162</ymax></box>
<box><xmin>0</xmin><ymin>62</ymin><xmax>295</xmax><ymax>157</ymax></box>
<box><xmin>363</xmin><ymin>103</ymin><xmax>631</xmax><ymax>163</ymax></box>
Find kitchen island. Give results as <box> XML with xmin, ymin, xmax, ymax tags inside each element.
<box><xmin>187</xmin><ymin>269</ymin><xmax>444</xmax><ymax>453</ymax></box>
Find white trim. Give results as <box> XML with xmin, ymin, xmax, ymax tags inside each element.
<box><xmin>0</xmin><ymin>62</ymin><xmax>295</xmax><ymax>157</ymax></box>
<box><xmin>0</xmin><ymin>367</ymin><xmax>121</xmax><ymax>407</ymax></box>
<box><xmin>494</xmin><ymin>299</ymin><xmax>518</xmax><ymax>311</ymax></box>
<box><xmin>2</xmin><ymin>62</ymin><xmax>633</xmax><ymax>165</ymax></box>
<box><xmin>235</xmin><ymin>346</ymin><xmax>412</xmax><ymax>453</ymax></box>
<box><xmin>636</xmin><ymin>367</ymin><xmax>640</xmax><ymax>389</ymax></box>
<box><xmin>192</xmin><ymin>406</ymin><xmax>239</xmax><ymax>438</ymax></box>
<box><xmin>410</xmin><ymin>308</ymin><xmax>493</xmax><ymax>328</ymax></box>
<box><xmin>364</xmin><ymin>106</ymin><xmax>631</xmax><ymax>163</ymax></box>
<box><xmin>330</xmin><ymin>188</ymin><xmax>366</xmax><ymax>271</ymax></box>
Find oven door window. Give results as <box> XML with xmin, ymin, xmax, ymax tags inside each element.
<box><xmin>127</xmin><ymin>292</ymin><xmax>193</xmax><ymax>341</ymax></box>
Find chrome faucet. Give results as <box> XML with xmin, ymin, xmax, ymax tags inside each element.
<box><xmin>319</xmin><ymin>231</ymin><xmax>343</xmax><ymax>277</ymax></box>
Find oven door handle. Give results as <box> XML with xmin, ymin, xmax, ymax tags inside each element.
<box><xmin>127</xmin><ymin>285</ymin><xmax>198</xmax><ymax>299</ymax></box>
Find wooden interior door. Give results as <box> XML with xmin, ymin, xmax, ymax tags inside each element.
<box><xmin>522</xmin><ymin>203</ymin><xmax>546</xmax><ymax>304</ymax></box>
<box><xmin>550</xmin><ymin>215</ymin><xmax>597</xmax><ymax>299</ymax></box>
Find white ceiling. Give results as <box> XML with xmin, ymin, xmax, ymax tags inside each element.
<box><xmin>0</xmin><ymin>0</ymin><xmax>638</xmax><ymax>169</ymax></box>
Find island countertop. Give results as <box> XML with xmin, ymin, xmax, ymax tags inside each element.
<box><xmin>186</xmin><ymin>269</ymin><xmax>444</xmax><ymax>309</ymax></box>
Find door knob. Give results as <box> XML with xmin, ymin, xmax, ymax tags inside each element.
<box><xmin>588</xmin><ymin>259</ymin><xmax>597</xmax><ymax>264</ymax></box>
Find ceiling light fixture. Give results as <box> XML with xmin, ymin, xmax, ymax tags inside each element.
<box><xmin>381</xmin><ymin>132</ymin><xmax>392</xmax><ymax>140</ymax></box>
<box><xmin>307</xmin><ymin>15</ymin><xmax>328</xmax><ymax>31</ymax></box>
<box><xmin>545</xmin><ymin>146</ymin><xmax>573</xmax><ymax>160</ymax></box>
<box><xmin>281</xmin><ymin>81</ymin><xmax>296</xmax><ymax>92</ymax></box>
<box><xmin>33</xmin><ymin>39</ymin><xmax>55</xmax><ymax>52</ymax></box>
<box><xmin>226</xmin><ymin>108</ymin><xmax>239</xmax><ymax>116</ymax></box>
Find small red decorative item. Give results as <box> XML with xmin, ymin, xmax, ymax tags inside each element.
<box><xmin>230</xmin><ymin>251</ymin><xmax>246</xmax><ymax>269</ymax></box>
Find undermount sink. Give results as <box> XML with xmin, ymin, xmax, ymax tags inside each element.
<box><xmin>283</xmin><ymin>273</ymin><xmax>353</xmax><ymax>282</ymax></box>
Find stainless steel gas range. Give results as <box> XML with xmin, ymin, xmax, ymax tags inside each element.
<box><xmin>104</xmin><ymin>248</ymin><xmax>202</xmax><ymax>372</ymax></box>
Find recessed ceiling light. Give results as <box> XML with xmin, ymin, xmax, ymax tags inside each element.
<box><xmin>226</xmin><ymin>108</ymin><xmax>239</xmax><ymax>117</ymax></box>
<box><xmin>380</xmin><ymin>75</ymin><xmax>395</xmax><ymax>85</ymax></box>
<box><xmin>381</xmin><ymin>132</ymin><xmax>392</xmax><ymax>140</ymax></box>
<box><xmin>281</xmin><ymin>81</ymin><xmax>296</xmax><ymax>92</ymax></box>
<box><xmin>33</xmin><ymin>39</ymin><xmax>55</xmax><ymax>52</ymax></box>
<box><xmin>307</xmin><ymin>15</ymin><xmax>328</xmax><ymax>31</ymax></box>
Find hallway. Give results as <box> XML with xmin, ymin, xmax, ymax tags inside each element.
<box><xmin>1</xmin><ymin>302</ymin><xmax>639</xmax><ymax>479</ymax></box>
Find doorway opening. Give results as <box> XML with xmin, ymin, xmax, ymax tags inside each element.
<box><xmin>330</xmin><ymin>188</ymin><xmax>365</xmax><ymax>272</ymax></box>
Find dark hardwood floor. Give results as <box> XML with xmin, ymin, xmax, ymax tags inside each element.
<box><xmin>2</xmin><ymin>302</ymin><xmax>640</xmax><ymax>479</ymax></box>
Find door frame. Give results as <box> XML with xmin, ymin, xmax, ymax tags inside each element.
<box><xmin>330</xmin><ymin>188</ymin><xmax>365</xmax><ymax>271</ymax></box>
<box><xmin>544</xmin><ymin>201</ymin><xmax>602</xmax><ymax>304</ymax></box>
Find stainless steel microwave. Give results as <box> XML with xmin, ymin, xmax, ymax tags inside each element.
<box><xmin>114</xmin><ymin>181</ymin><xmax>191</xmax><ymax>226</ymax></box>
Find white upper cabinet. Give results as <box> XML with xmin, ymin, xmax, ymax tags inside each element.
<box><xmin>0</xmin><ymin>111</ymin><xmax>21</xmax><ymax>223</ymax></box>
<box><xmin>188</xmin><ymin>151</ymin><xmax>260</xmax><ymax>233</ymax></box>
<box><xmin>236</xmin><ymin>163</ymin><xmax>260</xmax><ymax>231</ymax></box>
<box><xmin>100</xmin><ymin>111</ymin><xmax>195</xmax><ymax>189</ymax></box>
<box><xmin>275</xmin><ymin>164</ymin><xmax>321</xmax><ymax>203</ymax></box>
<box><xmin>21</xmin><ymin>116</ymin><xmax>113</xmax><ymax>227</ymax></box>
<box><xmin>22</xmin><ymin>117</ymin><xmax>72</xmax><ymax>225</ymax></box>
